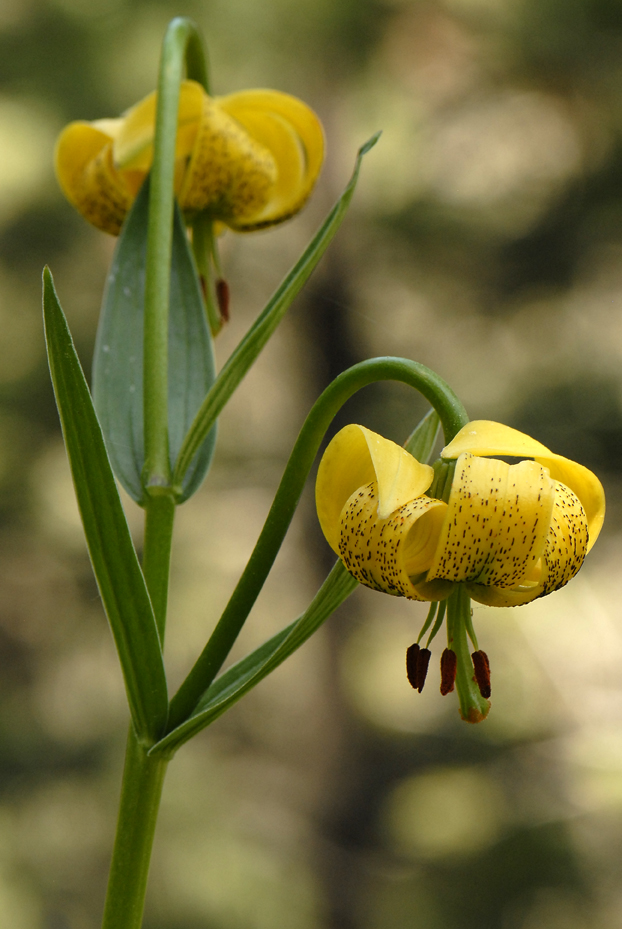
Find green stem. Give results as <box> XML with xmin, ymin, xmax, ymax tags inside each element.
<box><xmin>143</xmin><ymin>494</ymin><xmax>176</xmax><ymax>642</ymax></box>
<box><xmin>446</xmin><ymin>586</ymin><xmax>490</xmax><ymax>724</ymax></box>
<box><xmin>168</xmin><ymin>357</ymin><xmax>468</xmax><ymax>730</ymax></box>
<box><xmin>99</xmin><ymin>491</ymin><xmax>174</xmax><ymax>929</ymax></box>
<box><xmin>142</xmin><ymin>17</ymin><xmax>209</xmax><ymax>493</ymax></box>
<box><xmin>101</xmin><ymin>729</ymin><xmax>168</xmax><ymax>929</ymax></box>
<box><xmin>101</xmin><ymin>19</ymin><xmax>210</xmax><ymax>929</ymax></box>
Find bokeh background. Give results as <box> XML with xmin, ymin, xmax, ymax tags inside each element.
<box><xmin>1</xmin><ymin>0</ymin><xmax>622</xmax><ymax>926</ymax></box>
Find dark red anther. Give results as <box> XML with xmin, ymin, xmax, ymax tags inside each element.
<box><xmin>216</xmin><ymin>278</ymin><xmax>230</xmax><ymax>323</ymax></box>
<box><xmin>440</xmin><ymin>648</ymin><xmax>457</xmax><ymax>695</ymax></box>
<box><xmin>416</xmin><ymin>647</ymin><xmax>431</xmax><ymax>692</ymax></box>
<box><xmin>406</xmin><ymin>643</ymin><xmax>419</xmax><ymax>689</ymax></box>
<box><xmin>472</xmin><ymin>649</ymin><xmax>491</xmax><ymax>699</ymax></box>
<box><xmin>406</xmin><ymin>644</ymin><xmax>431</xmax><ymax>692</ymax></box>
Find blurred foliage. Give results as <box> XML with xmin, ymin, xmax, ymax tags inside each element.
<box><xmin>1</xmin><ymin>0</ymin><xmax>622</xmax><ymax>928</ymax></box>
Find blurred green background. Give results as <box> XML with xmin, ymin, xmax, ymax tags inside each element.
<box><xmin>1</xmin><ymin>0</ymin><xmax>622</xmax><ymax>926</ymax></box>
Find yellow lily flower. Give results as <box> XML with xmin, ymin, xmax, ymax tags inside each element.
<box><xmin>316</xmin><ymin>421</ymin><xmax>605</xmax><ymax>608</ymax></box>
<box><xmin>316</xmin><ymin>420</ymin><xmax>605</xmax><ymax>720</ymax></box>
<box><xmin>54</xmin><ymin>79</ymin><xmax>324</xmax><ymax>235</ymax></box>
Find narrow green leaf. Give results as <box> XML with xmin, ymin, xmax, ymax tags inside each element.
<box><xmin>150</xmin><ymin>561</ymin><xmax>357</xmax><ymax>755</ymax></box>
<box><xmin>43</xmin><ymin>268</ymin><xmax>168</xmax><ymax>744</ymax></box>
<box><xmin>167</xmin><ymin>356</ymin><xmax>466</xmax><ymax>732</ymax></box>
<box><xmin>172</xmin><ymin>133</ymin><xmax>382</xmax><ymax>489</ymax></box>
<box><xmin>92</xmin><ymin>180</ymin><xmax>217</xmax><ymax>504</ymax></box>
<box><xmin>404</xmin><ymin>408</ymin><xmax>440</xmax><ymax>463</ymax></box>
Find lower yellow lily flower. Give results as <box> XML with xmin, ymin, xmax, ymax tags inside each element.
<box><xmin>316</xmin><ymin>420</ymin><xmax>605</xmax><ymax>721</ymax></box>
<box><xmin>55</xmin><ymin>80</ymin><xmax>324</xmax><ymax>235</ymax></box>
<box><xmin>316</xmin><ymin>420</ymin><xmax>604</xmax><ymax>607</ymax></box>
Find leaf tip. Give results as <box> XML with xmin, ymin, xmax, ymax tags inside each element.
<box><xmin>358</xmin><ymin>131</ymin><xmax>382</xmax><ymax>159</ymax></box>
<box><xmin>42</xmin><ymin>265</ymin><xmax>59</xmax><ymax>305</ymax></box>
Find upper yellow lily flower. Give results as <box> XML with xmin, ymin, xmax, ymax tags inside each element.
<box><xmin>54</xmin><ymin>79</ymin><xmax>324</xmax><ymax>235</ymax></box>
<box><xmin>316</xmin><ymin>420</ymin><xmax>605</xmax><ymax>609</ymax></box>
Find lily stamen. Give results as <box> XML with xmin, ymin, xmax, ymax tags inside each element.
<box><xmin>472</xmin><ymin>650</ymin><xmax>491</xmax><ymax>699</ymax></box>
<box><xmin>215</xmin><ymin>278</ymin><xmax>230</xmax><ymax>324</ymax></box>
<box><xmin>406</xmin><ymin>643</ymin><xmax>431</xmax><ymax>692</ymax></box>
<box><xmin>440</xmin><ymin>648</ymin><xmax>458</xmax><ymax>695</ymax></box>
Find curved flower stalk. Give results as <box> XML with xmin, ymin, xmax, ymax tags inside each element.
<box><xmin>316</xmin><ymin>420</ymin><xmax>605</xmax><ymax>721</ymax></box>
<box><xmin>54</xmin><ymin>79</ymin><xmax>324</xmax><ymax>235</ymax></box>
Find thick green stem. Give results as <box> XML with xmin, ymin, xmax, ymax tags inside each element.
<box><xmin>99</xmin><ymin>491</ymin><xmax>174</xmax><ymax>929</ymax></box>
<box><xmin>168</xmin><ymin>357</ymin><xmax>468</xmax><ymax>730</ymax></box>
<box><xmin>446</xmin><ymin>586</ymin><xmax>490</xmax><ymax>724</ymax></box>
<box><xmin>142</xmin><ymin>17</ymin><xmax>209</xmax><ymax>493</ymax></box>
<box><xmin>101</xmin><ymin>18</ymin><xmax>210</xmax><ymax>929</ymax></box>
<box><xmin>101</xmin><ymin>729</ymin><xmax>168</xmax><ymax>929</ymax></box>
<box><xmin>143</xmin><ymin>493</ymin><xmax>176</xmax><ymax>641</ymax></box>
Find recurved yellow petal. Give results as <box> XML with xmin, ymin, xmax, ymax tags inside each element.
<box><xmin>113</xmin><ymin>80</ymin><xmax>204</xmax><ymax>172</ymax></box>
<box><xmin>55</xmin><ymin>122</ymin><xmax>110</xmax><ymax>205</ymax></box>
<box><xmin>338</xmin><ymin>482</ymin><xmax>447</xmax><ymax>600</ymax></box>
<box><xmin>221</xmin><ymin>109</ymin><xmax>306</xmax><ymax>227</ymax></box>
<box><xmin>534</xmin><ymin>456</ymin><xmax>604</xmax><ymax>552</ymax></box>
<box><xmin>441</xmin><ymin>420</ymin><xmax>605</xmax><ymax>551</ymax></box>
<box><xmin>539</xmin><ymin>481</ymin><xmax>589</xmax><ymax>594</ymax></box>
<box><xmin>217</xmin><ymin>89</ymin><xmax>324</xmax><ymax>229</ymax></box>
<box><xmin>221</xmin><ymin>90</ymin><xmax>324</xmax><ymax>184</ymax></box>
<box><xmin>316</xmin><ymin>425</ymin><xmax>378</xmax><ymax>553</ymax></box>
<box><xmin>466</xmin><ymin>478</ymin><xmax>589</xmax><ymax>605</ymax></box>
<box><xmin>441</xmin><ymin>420</ymin><xmax>551</xmax><ymax>460</ymax></box>
<box><xmin>54</xmin><ymin>121</ymin><xmax>133</xmax><ymax>234</ymax></box>
<box><xmin>315</xmin><ymin>425</ymin><xmax>433</xmax><ymax>552</ymax></box>
<box><xmin>362</xmin><ymin>427</ymin><xmax>434</xmax><ymax>518</ymax></box>
<box><xmin>427</xmin><ymin>453</ymin><xmax>554</xmax><ymax>587</ymax></box>
<box><xmin>178</xmin><ymin>92</ymin><xmax>277</xmax><ymax>221</ymax></box>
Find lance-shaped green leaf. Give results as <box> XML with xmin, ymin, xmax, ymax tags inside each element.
<box><xmin>43</xmin><ymin>268</ymin><xmax>168</xmax><ymax>744</ymax></box>
<box><xmin>149</xmin><ymin>560</ymin><xmax>357</xmax><ymax>756</ymax></box>
<box><xmin>172</xmin><ymin>133</ymin><xmax>381</xmax><ymax>490</ymax></box>
<box><xmin>92</xmin><ymin>179</ymin><xmax>217</xmax><ymax>504</ymax></box>
<box><xmin>404</xmin><ymin>408</ymin><xmax>440</xmax><ymax>462</ymax></box>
